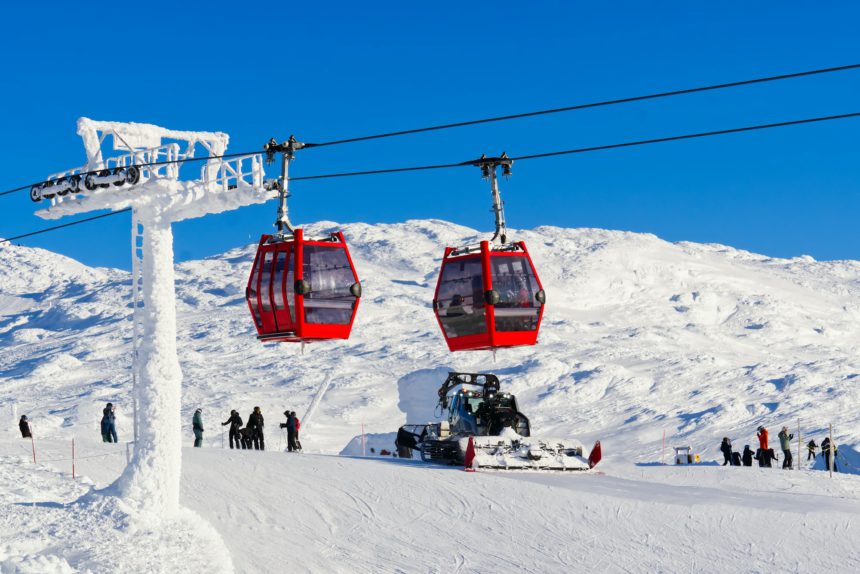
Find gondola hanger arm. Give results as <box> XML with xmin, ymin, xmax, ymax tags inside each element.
<box><xmin>264</xmin><ymin>136</ymin><xmax>306</xmax><ymax>236</ymax></box>
<box><xmin>468</xmin><ymin>153</ymin><xmax>513</xmax><ymax>246</ymax></box>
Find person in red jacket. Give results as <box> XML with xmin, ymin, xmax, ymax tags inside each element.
<box><xmin>756</xmin><ymin>425</ymin><xmax>773</xmax><ymax>467</ymax></box>
<box><xmin>756</xmin><ymin>426</ymin><xmax>769</xmax><ymax>450</ymax></box>
<box><xmin>293</xmin><ymin>412</ymin><xmax>302</xmax><ymax>451</ymax></box>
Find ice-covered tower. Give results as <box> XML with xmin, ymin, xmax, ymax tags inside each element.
<box><xmin>35</xmin><ymin>118</ymin><xmax>269</xmax><ymax>516</ymax></box>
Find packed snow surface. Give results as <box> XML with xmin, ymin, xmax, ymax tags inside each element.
<box><xmin>1</xmin><ymin>220</ymin><xmax>859</xmax><ymax>572</ymax></box>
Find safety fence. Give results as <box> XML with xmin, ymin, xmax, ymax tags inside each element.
<box><xmin>11</xmin><ymin>435</ymin><xmax>132</xmax><ymax>481</ymax></box>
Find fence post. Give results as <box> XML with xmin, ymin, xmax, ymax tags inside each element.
<box><xmin>662</xmin><ymin>429</ymin><xmax>666</xmax><ymax>465</ymax></box>
<box><xmin>72</xmin><ymin>438</ymin><xmax>76</xmax><ymax>480</ymax></box>
<box><xmin>30</xmin><ymin>434</ymin><xmax>36</xmax><ymax>463</ymax></box>
<box><xmin>796</xmin><ymin>418</ymin><xmax>801</xmax><ymax>471</ymax></box>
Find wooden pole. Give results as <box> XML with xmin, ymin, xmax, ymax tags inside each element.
<box><xmin>30</xmin><ymin>434</ymin><xmax>36</xmax><ymax>464</ymax></box>
<box><xmin>796</xmin><ymin>418</ymin><xmax>801</xmax><ymax>471</ymax></box>
<box><xmin>662</xmin><ymin>429</ymin><xmax>666</xmax><ymax>465</ymax></box>
<box><xmin>72</xmin><ymin>438</ymin><xmax>76</xmax><ymax>480</ymax></box>
<box><xmin>828</xmin><ymin>423</ymin><xmax>833</xmax><ymax>478</ymax></box>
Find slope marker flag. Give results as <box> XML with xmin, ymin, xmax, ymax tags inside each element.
<box><xmin>464</xmin><ymin>436</ymin><xmax>476</xmax><ymax>472</ymax></box>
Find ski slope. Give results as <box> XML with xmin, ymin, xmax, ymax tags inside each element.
<box><xmin>1</xmin><ymin>220</ymin><xmax>860</xmax><ymax>571</ymax></box>
<box><xmin>1</xmin><ymin>437</ymin><xmax>859</xmax><ymax>573</ymax></box>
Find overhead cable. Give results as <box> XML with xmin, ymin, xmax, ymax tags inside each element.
<box><xmin>303</xmin><ymin>63</ymin><xmax>860</xmax><ymax>148</ymax></box>
<box><xmin>2</xmin><ymin>110</ymin><xmax>859</xmax><ymax>245</ymax></box>
<box><xmin>3</xmin><ymin>62</ymin><xmax>860</xmax><ymax>198</ymax></box>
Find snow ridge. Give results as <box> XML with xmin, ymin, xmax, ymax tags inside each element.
<box><xmin>2</xmin><ymin>220</ymin><xmax>859</xmax><ymax>462</ymax></box>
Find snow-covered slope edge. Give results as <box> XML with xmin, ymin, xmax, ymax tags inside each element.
<box><xmin>1</xmin><ymin>220</ymin><xmax>859</xmax><ymax>466</ymax></box>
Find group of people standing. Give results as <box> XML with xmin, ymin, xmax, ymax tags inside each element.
<box><xmin>719</xmin><ymin>424</ymin><xmax>840</xmax><ymax>471</ymax></box>
<box><xmin>218</xmin><ymin>407</ymin><xmax>268</xmax><ymax>450</ymax></box>
<box><xmin>81</xmin><ymin>402</ymin><xmax>302</xmax><ymax>453</ymax></box>
<box><xmin>195</xmin><ymin>407</ymin><xmax>301</xmax><ymax>452</ymax></box>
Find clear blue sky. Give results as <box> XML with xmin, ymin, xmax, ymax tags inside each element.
<box><xmin>1</xmin><ymin>1</ymin><xmax>859</xmax><ymax>269</ymax></box>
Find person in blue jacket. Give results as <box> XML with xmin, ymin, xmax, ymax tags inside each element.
<box><xmin>101</xmin><ymin>403</ymin><xmax>117</xmax><ymax>443</ymax></box>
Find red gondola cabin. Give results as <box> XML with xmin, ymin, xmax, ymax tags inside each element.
<box><xmin>433</xmin><ymin>239</ymin><xmax>545</xmax><ymax>352</ymax></box>
<box><xmin>246</xmin><ymin>229</ymin><xmax>361</xmax><ymax>343</ymax></box>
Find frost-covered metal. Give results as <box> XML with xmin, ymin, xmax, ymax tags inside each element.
<box><xmin>35</xmin><ymin>118</ymin><xmax>271</xmax><ymax>517</ymax></box>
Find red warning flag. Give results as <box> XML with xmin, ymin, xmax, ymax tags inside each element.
<box><xmin>588</xmin><ymin>440</ymin><xmax>602</xmax><ymax>469</ymax></box>
<box><xmin>464</xmin><ymin>436</ymin><xmax>477</xmax><ymax>472</ymax></box>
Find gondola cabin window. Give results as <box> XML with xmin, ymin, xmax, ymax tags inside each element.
<box><xmin>435</xmin><ymin>256</ymin><xmax>487</xmax><ymax>338</ymax></box>
<box><xmin>303</xmin><ymin>244</ymin><xmax>357</xmax><ymax>325</ymax></box>
<box><xmin>491</xmin><ymin>255</ymin><xmax>541</xmax><ymax>332</ymax></box>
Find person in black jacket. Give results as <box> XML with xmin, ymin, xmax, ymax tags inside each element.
<box><xmin>821</xmin><ymin>437</ymin><xmax>838</xmax><ymax>472</ymax></box>
<box><xmin>221</xmin><ymin>410</ymin><xmax>243</xmax><ymax>449</ymax></box>
<box><xmin>741</xmin><ymin>445</ymin><xmax>754</xmax><ymax>467</ymax></box>
<box><xmin>19</xmin><ymin>415</ymin><xmax>31</xmax><ymax>438</ymax></box>
<box><xmin>720</xmin><ymin>437</ymin><xmax>733</xmax><ymax>466</ymax></box>
<box><xmin>239</xmin><ymin>427</ymin><xmax>253</xmax><ymax>449</ymax></box>
<box><xmin>248</xmin><ymin>407</ymin><xmax>265</xmax><ymax>451</ymax></box>
<box><xmin>807</xmin><ymin>439</ymin><xmax>817</xmax><ymax>461</ymax></box>
<box><xmin>280</xmin><ymin>411</ymin><xmax>298</xmax><ymax>452</ymax></box>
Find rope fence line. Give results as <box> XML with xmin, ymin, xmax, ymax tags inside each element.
<box><xmin>37</xmin><ymin>450</ymin><xmax>126</xmax><ymax>464</ymax></box>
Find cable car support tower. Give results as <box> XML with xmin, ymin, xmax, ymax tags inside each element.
<box><xmin>33</xmin><ymin>118</ymin><xmax>270</xmax><ymax>516</ymax></box>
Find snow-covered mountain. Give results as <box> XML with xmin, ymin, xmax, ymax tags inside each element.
<box><xmin>2</xmin><ymin>219</ymin><xmax>859</xmax><ymax>464</ymax></box>
<box><xmin>3</xmin><ymin>220</ymin><xmax>860</xmax><ymax>573</ymax></box>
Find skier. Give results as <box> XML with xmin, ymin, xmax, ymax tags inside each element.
<box><xmin>741</xmin><ymin>445</ymin><xmax>754</xmax><ymax>467</ymax></box>
<box><xmin>720</xmin><ymin>437</ymin><xmax>733</xmax><ymax>466</ymax></box>
<box><xmin>754</xmin><ymin>425</ymin><xmax>768</xmax><ymax>466</ymax></box>
<box><xmin>778</xmin><ymin>426</ymin><xmax>793</xmax><ymax>469</ymax></box>
<box><xmin>293</xmin><ymin>411</ymin><xmax>302</xmax><ymax>451</ymax></box>
<box><xmin>807</xmin><ymin>439</ymin><xmax>818</xmax><ymax>461</ymax></box>
<box><xmin>19</xmin><ymin>415</ymin><xmax>31</xmax><ymax>439</ymax></box>
<box><xmin>192</xmin><ymin>408</ymin><xmax>204</xmax><ymax>448</ymax></box>
<box><xmin>280</xmin><ymin>411</ymin><xmax>298</xmax><ymax>452</ymax></box>
<box><xmin>221</xmin><ymin>410</ymin><xmax>243</xmax><ymax>449</ymax></box>
<box><xmin>248</xmin><ymin>406</ymin><xmax>265</xmax><ymax>451</ymax></box>
<box><xmin>821</xmin><ymin>437</ymin><xmax>838</xmax><ymax>472</ymax></box>
<box><xmin>101</xmin><ymin>403</ymin><xmax>118</xmax><ymax>443</ymax></box>
<box><xmin>756</xmin><ymin>425</ymin><xmax>769</xmax><ymax>451</ymax></box>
